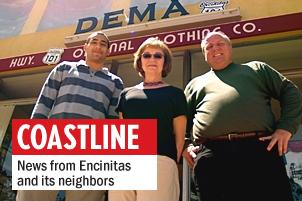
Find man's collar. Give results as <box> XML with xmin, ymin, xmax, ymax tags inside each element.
<box><xmin>77</xmin><ymin>60</ymin><xmax>110</xmax><ymax>75</ymax></box>
<box><xmin>76</xmin><ymin>60</ymin><xmax>88</xmax><ymax>68</ymax></box>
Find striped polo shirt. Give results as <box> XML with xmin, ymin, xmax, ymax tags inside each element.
<box><xmin>31</xmin><ymin>60</ymin><xmax>123</xmax><ymax>119</ymax></box>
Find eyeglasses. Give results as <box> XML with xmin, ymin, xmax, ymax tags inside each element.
<box><xmin>141</xmin><ymin>53</ymin><xmax>164</xmax><ymax>59</ymax></box>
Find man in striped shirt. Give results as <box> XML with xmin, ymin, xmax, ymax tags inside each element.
<box><xmin>16</xmin><ymin>31</ymin><xmax>123</xmax><ymax>201</ymax></box>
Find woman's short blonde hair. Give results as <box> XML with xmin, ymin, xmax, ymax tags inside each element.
<box><xmin>133</xmin><ymin>37</ymin><xmax>172</xmax><ymax>77</ymax></box>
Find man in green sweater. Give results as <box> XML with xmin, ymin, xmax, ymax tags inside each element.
<box><xmin>183</xmin><ymin>31</ymin><xmax>302</xmax><ymax>201</ymax></box>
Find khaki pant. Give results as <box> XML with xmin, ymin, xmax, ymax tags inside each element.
<box><xmin>109</xmin><ymin>156</ymin><xmax>179</xmax><ymax>201</ymax></box>
<box><xmin>16</xmin><ymin>190</ymin><xmax>106</xmax><ymax>201</ymax></box>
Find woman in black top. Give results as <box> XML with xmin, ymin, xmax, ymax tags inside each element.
<box><xmin>109</xmin><ymin>37</ymin><xmax>187</xmax><ymax>201</ymax></box>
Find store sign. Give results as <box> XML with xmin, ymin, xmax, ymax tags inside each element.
<box><xmin>42</xmin><ymin>49</ymin><xmax>64</xmax><ymax>65</ymax></box>
<box><xmin>200</xmin><ymin>1</ymin><xmax>229</xmax><ymax>13</ymax></box>
<box><xmin>8</xmin><ymin>56</ymin><xmax>35</xmax><ymax>68</ymax></box>
<box><xmin>0</xmin><ymin>12</ymin><xmax>302</xmax><ymax>72</ymax></box>
<box><xmin>75</xmin><ymin>0</ymin><xmax>189</xmax><ymax>34</ymax></box>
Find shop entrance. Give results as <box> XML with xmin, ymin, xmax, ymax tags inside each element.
<box><xmin>0</xmin><ymin>98</ymin><xmax>35</xmax><ymax>201</ymax></box>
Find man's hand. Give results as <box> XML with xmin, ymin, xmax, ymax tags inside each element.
<box><xmin>182</xmin><ymin>145</ymin><xmax>200</xmax><ymax>168</ymax></box>
<box><xmin>259</xmin><ymin>129</ymin><xmax>292</xmax><ymax>156</ymax></box>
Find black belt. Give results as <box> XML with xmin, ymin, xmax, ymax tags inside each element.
<box><xmin>195</xmin><ymin>131</ymin><xmax>268</xmax><ymax>144</ymax></box>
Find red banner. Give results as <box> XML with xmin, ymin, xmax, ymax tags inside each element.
<box><xmin>1</xmin><ymin>12</ymin><xmax>302</xmax><ymax>72</ymax></box>
<box><xmin>12</xmin><ymin>119</ymin><xmax>157</xmax><ymax>155</ymax></box>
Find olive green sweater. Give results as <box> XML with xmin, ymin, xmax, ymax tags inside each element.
<box><xmin>185</xmin><ymin>62</ymin><xmax>302</xmax><ymax>142</ymax></box>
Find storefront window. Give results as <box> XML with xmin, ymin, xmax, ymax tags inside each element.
<box><xmin>191</xmin><ymin>50</ymin><xmax>210</xmax><ymax>79</ymax></box>
<box><xmin>0</xmin><ymin>124</ymin><xmax>12</xmax><ymax>176</ymax></box>
<box><xmin>285</xmin><ymin>125</ymin><xmax>302</xmax><ymax>200</ymax></box>
<box><xmin>0</xmin><ymin>104</ymin><xmax>34</xmax><ymax>200</ymax></box>
<box><xmin>116</xmin><ymin>59</ymin><xmax>141</xmax><ymax>87</ymax></box>
<box><xmin>165</xmin><ymin>54</ymin><xmax>184</xmax><ymax>89</ymax></box>
<box><xmin>0</xmin><ymin>123</ymin><xmax>14</xmax><ymax>200</ymax></box>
